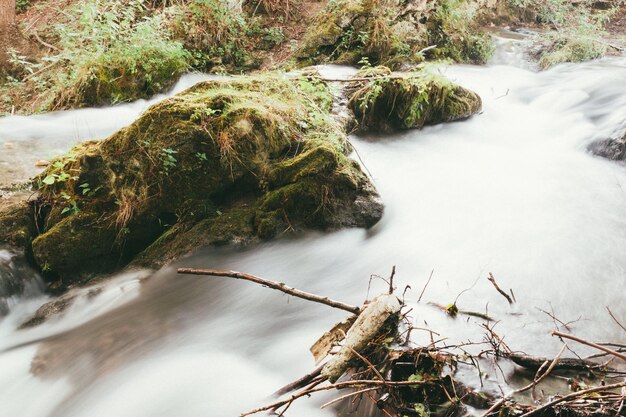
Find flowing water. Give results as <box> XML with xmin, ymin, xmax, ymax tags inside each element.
<box><xmin>1</xmin><ymin>38</ymin><xmax>626</xmax><ymax>416</ymax></box>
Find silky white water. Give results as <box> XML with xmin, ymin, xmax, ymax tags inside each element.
<box><xmin>0</xmin><ymin>43</ymin><xmax>625</xmax><ymax>416</ymax></box>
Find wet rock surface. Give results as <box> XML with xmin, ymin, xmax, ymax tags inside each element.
<box><xmin>589</xmin><ymin>132</ymin><xmax>626</xmax><ymax>162</ymax></box>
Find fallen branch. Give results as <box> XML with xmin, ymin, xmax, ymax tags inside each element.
<box><xmin>177</xmin><ymin>268</ymin><xmax>361</xmax><ymax>315</ymax></box>
<box><xmin>552</xmin><ymin>331</ymin><xmax>626</xmax><ymax>362</ymax></box>
<box><xmin>607</xmin><ymin>307</ymin><xmax>626</xmax><ymax>334</ymax></box>
<box><xmin>508</xmin><ymin>351</ymin><xmax>609</xmax><ymax>371</ymax></box>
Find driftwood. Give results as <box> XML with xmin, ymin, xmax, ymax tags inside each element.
<box><xmin>508</xmin><ymin>352</ymin><xmax>611</xmax><ymax>371</ymax></box>
<box><xmin>321</xmin><ymin>293</ymin><xmax>401</xmax><ymax>382</ymax></box>
<box><xmin>178</xmin><ymin>266</ymin><xmax>626</xmax><ymax>417</ymax></box>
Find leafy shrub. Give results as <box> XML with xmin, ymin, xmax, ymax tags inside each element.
<box><xmin>169</xmin><ymin>0</ymin><xmax>254</xmax><ymax>70</ymax></box>
<box><xmin>516</xmin><ymin>0</ymin><xmax>616</xmax><ymax>68</ymax></box>
<box><xmin>427</xmin><ymin>0</ymin><xmax>495</xmax><ymax>64</ymax></box>
<box><xmin>50</xmin><ymin>0</ymin><xmax>190</xmax><ymax>107</ymax></box>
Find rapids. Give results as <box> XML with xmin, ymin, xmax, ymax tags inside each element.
<box><xmin>0</xmin><ymin>37</ymin><xmax>625</xmax><ymax>416</ymax></box>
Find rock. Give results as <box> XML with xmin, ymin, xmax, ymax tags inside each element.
<box><xmin>0</xmin><ymin>198</ymin><xmax>36</xmax><ymax>249</ymax></box>
<box><xmin>18</xmin><ymin>293</ymin><xmax>77</xmax><ymax>328</ymax></box>
<box><xmin>589</xmin><ymin>132</ymin><xmax>626</xmax><ymax>161</ymax></box>
<box><xmin>0</xmin><ymin>250</ymin><xmax>43</xmax><ymax>316</ymax></box>
<box><xmin>347</xmin><ymin>68</ymin><xmax>482</xmax><ymax>132</ymax></box>
<box><xmin>3</xmin><ymin>72</ymin><xmax>384</xmax><ymax>285</ymax></box>
<box><xmin>296</xmin><ymin>0</ymin><xmax>494</xmax><ymax>68</ymax></box>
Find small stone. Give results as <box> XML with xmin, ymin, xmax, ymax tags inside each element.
<box><xmin>35</xmin><ymin>160</ymin><xmax>50</xmax><ymax>167</ymax></box>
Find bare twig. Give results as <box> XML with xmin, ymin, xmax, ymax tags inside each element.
<box><xmin>552</xmin><ymin>331</ymin><xmax>626</xmax><ymax>362</ymax></box>
<box><xmin>606</xmin><ymin>307</ymin><xmax>626</xmax><ymax>334</ymax></box>
<box><xmin>177</xmin><ymin>268</ymin><xmax>361</xmax><ymax>315</ymax></box>
<box><xmin>518</xmin><ymin>380</ymin><xmax>626</xmax><ymax>417</ymax></box>
<box><xmin>320</xmin><ymin>387</ymin><xmax>379</xmax><ymax>409</ymax></box>
<box><xmin>487</xmin><ymin>273</ymin><xmax>513</xmax><ymax>305</ymax></box>
<box><xmin>388</xmin><ymin>266</ymin><xmax>396</xmax><ymax>295</ymax></box>
<box><xmin>31</xmin><ymin>31</ymin><xmax>60</xmax><ymax>52</ymax></box>
<box><xmin>418</xmin><ymin>269</ymin><xmax>434</xmax><ymax>303</ymax></box>
<box><xmin>417</xmin><ymin>44</ymin><xmax>438</xmax><ymax>55</ymax></box>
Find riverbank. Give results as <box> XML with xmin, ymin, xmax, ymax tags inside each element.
<box><xmin>2</xmin><ymin>0</ymin><xmax>624</xmax><ymax>116</ymax></box>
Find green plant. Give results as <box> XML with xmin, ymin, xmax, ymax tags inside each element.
<box><xmin>195</xmin><ymin>152</ymin><xmax>208</xmax><ymax>162</ymax></box>
<box><xmin>538</xmin><ymin>32</ymin><xmax>607</xmax><ymax>68</ymax></box>
<box><xmin>169</xmin><ymin>0</ymin><xmax>253</xmax><ymax>69</ymax></box>
<box><xmin>530</xmin><ymin>0</ymin><xmax>613</xmax><ymax>69</ymax></box>
<box><xmin>60</xmin><ymin>192</ymin><xmax>80</xmax><ymax>215</ymax></box>
<box><xmin>47</xmin><ymin>0</ymin><xmax>190</xmax><ymax>107</ymax></box>
<box><xmin>16</xmin><ymin>0</ymin><xmax>30</xmax><ymax>13</ymax></box>
<box><xmin>161</xmin><ymin>148</ymin><xmax>178</xmax><ymax>173</ymax></box>
<box><xmin>40</xmin><ymin>159</ymin><xmax>78</xmax><ymax>187</ymax></box>
<box><xmin>428</xmin><ymin>0</ymin><xmax>495</xmax><ymax>64</ymax></box>
<box><xmin>78</xmin><ymin>182</ymin><xmax>103</xmax><ymax>196</ymax></box>
<box><xmin>262</xmin><ymin>26</ymin><xmax>285</xmax><ymax>48</ymax></box>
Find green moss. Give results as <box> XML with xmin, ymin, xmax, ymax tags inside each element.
<box><xmin>348</xmin><ymin>68</ymin><xmax>482</xmax><ymax>131</ymax></box>
<box><xmin>297</xmin><ymin>0</ymin><xmax>494</xmax><ymax>68</ymax></box>
<box><xmin>29</xmin><ymin>71</ymin><xmax>383</xmax><ymax>283</ymax></box>
<box><xmin>169</xmin><ymin>0</ymin><xmax>257</xmax><ymax>71</ymax></box>
<box><xmin>0</xmin><ymin>203</ymin><xmax>35</xmax><ymax>248</ymax></box>
<box><xmin>296</xmin><ymin>0</ymin><xmax>419</xmax><ymax>69</ymax></box>
<box><xmin>538</xmin><ymin>33</ymin><xmax>607</xmax><ymax>69</ymax></box>
<box><xmin>427</xmin><ymin>0</ymin><xmax>495</xmax><ymax>64</ymax></box>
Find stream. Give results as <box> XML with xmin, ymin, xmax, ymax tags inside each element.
<box><xmin>0</xmin><ymin>37</ymin><xmax>625</xmax><ymax>417</ymax></box>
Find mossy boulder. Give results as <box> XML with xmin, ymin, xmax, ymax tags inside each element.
<box><xmin>2</xmin><ymin>72</ymin><xmax>382</xmax><ymax>285</ymax></box>
<box><xmin>0</xmin><ymin>199</ymin><xmax>36</xmax><ymax>249</ymax></box>
<box><xmin>347</xmin><ymin>68</ymin><xmax>482</xmax><ymax>132</ymax></box>
<box><xmin>537</xmin><ymin>33</ymin><xmax>607</xmax><ymax>69</ymax></box>
<box><xmin>296</xmin><ymin>0</ymin><xmax>494</xmax><ymax>68</ymax></box>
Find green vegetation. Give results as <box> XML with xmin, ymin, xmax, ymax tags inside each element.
<box><xmin>0</xmin><ymin>0</ymin><xmax>290</xmax><ymax>113</ymax></box>
<box><xmin>427</xmin><ymin>0</ymin><xmax>495</xmax><ymax>64</ymax></box>
<box><xmin>169</xmin><ymin>0</ymin><xmax>256</xmax><ymax>70</ymax></box>
<box><xmin>347</xmin><ymin>66</ymin><xmax>482</xmax><ymax>131</ymax></box>
<box><xmin>538</xmin><ymin>32</ymin><xmax>607</xmax><ymax>69</ymax></box>
<box><xmin>2</xmin><ymin>73</ymin><xmax>382</xmax><ymax>283</ymax></box>
<box><xmin>297</xmin><ymin>0</ymin><xmax>494</xmax><ymax>69</ymax></box>
<box><xmin>505</xmin><ymin>0</ymin><xmax>620</xmax><ymax>68</ymax></box>
<box><xmin>51</xmin><ymin>0</ymin><xmax>191</xmax><ymax>107</ymax></box>
<box><xmin>16</xmin><ymin>0</ymin><xmax>31</xmax><ymax>13</ymax></box>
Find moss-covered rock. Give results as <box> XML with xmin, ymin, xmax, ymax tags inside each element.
<box><xmin>347</xmin><ymin>68</ymin><xmax>482</xmax><ymax>132</ymax></box>
<box><xmin>4</xmin><ymin>72</ymin><xmax>382</xmax><ymax>285</ymax></box>
<box><xmin>0</xmin><ymin>200</ymin><xmax>36</xmax><ymax>249</ymax></box>
<box><xmin>296</xmin><ymin>0</ymin><xmax>494</xmax><ymax>68</ymax></box>
<box><xmin>537</xmin><ymin>33</ymin><xmax>607</xmax><ymax>69</ymax></box>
